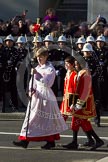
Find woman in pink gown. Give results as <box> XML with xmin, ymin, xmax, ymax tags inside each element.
<box><xmin>13</xmin><ymin>46</ymin><xmax>68</xmax><ymax>149</ymax></box>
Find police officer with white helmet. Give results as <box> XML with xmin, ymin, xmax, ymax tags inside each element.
<box><xmin>86</xmin><ymin>35</ymin><xmax>96</xmax><ymax>52</ymax></box>
<box><xmin>32</xmin><ymin>35</ymin><xmax>43</xmax><ymax>49</ymax></box>
<box><xmin>16</xmin><ymin>35</ymin><xmax>26</xmax><ymax>44</ymax></box>
<box><xmin>3</xmin><ymin>34</ymin><xmax>19</xmax><ymax>112</ymax></box>
<box><xmin>86</xmin><ymin>35</ymin><xmax>95</xmax><ymax>44</ymax></box>
<box><xmin>95</xmin><ymin>34</ymin><xmax>108</xmax><ymax>111</ymax></box>
<box><xmin>15</xmin><ymin>35</ymin><xmax>28</xmax><ymax>103</ymax></box>
<box><xmin>0</xmin><ymin>37</ymin><xmax>5</xmax><ymax>104</ymax></box>
<box><xmin>31</xmin><ymin>35</ymin><xmax>43</xmax><ymax>67</ymax></box>
<box><xmin>57</xmin><ymin>35</ymin><xmax>66</xmax><ymax>49</ymax></box>
<box><xmin>16</xmin><ymin>35</ymin><xmax>28</xmax><ymax>65</ymax></box>
<box><xmin>76</xmin><ymin>35</ymin><xmax>86</xmax><ymax>56</ymax></box>
<box><xmin>43</xmin><ymin>34</ymin><xmax>54</xmax><ymax>48</ymax></box>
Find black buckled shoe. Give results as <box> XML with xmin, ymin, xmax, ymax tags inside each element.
<box><xmin>41</xmin><ymin>141</ymin><xmax>55</xmax><ymax>149</ymax></box>
<box><xmin>13</xmin><ymin>140</ymin><xmax>29</xmax><ymax>148</ymax></box>
<box><xmin>63</xmin><ymin>142</ymin><xmax>78</xmax><ymax>150</ymax></box>
<box><xmin>83</xmin><ymin>140</ymin><xmax>95</xmax><ymax>147</ymax></box>
<box><xmin>90</xmin><ymin>140</ymin><xmax>104</xmax><ymax>150</ymax></box>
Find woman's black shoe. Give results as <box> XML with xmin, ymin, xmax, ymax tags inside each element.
<box><xmin>41</xmin><ymin>141</ymin><xmax>55</xmax><ymax>149</ymax></box>
<box><xmin>13</xmin><ymin>140</ymin><xmax>29</xmax><ymax>148</ymax></box>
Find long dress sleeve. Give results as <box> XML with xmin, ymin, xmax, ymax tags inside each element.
<box><xmin>36</xmin><ymin>64</ymin><xmax>56</xmax><ymax>88</ymax></box>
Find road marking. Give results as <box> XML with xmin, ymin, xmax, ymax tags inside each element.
<box><xmin>0</xmin><ymin>132</ymin><xmax>19</xmax><ymax>135</ymax></box>
<box><xmin>0</xmin><ymin>146</ymin><xmax>24</xmax><ymax>150</ymax></box>
<box><xmin>60</xmin><ymin>135</ymin><xmax>108</xmax><ymax>140</ymax></box>
<box><xmin>66</xmin><ymin>121</ymin><xmax>108</xmax><ymax>125</ymax></box>
<box><xmin>0</xmin><ymin>132</ymin><xmax>108</xmax><ymax>140</ymax></box>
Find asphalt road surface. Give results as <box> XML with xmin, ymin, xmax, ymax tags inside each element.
<box><xmin>0</xmin><ymin>119</ymin><xmax>108</xmax><ymax>162</ymax></box>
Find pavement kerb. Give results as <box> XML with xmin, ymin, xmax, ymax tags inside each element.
<box><xmin>96</xmin><ymin>157</ymin><xmax>108</xmax><ymax>162</ymax></box>
<box><xmin>0</xmin><ymin>112</ymin><xmax>25</xmax><ymax>120</ymax></box>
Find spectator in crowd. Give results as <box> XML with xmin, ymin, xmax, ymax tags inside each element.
<box><xmin>0</xmin><ymin>22</ymin><xmax>10</xmax><ymax>36</ymax></box>
<box><xmin>79</xmin><ymin>22</ymin><xmax>90</xmax><ymax>37</ymax></box>
<box><xmin>89</xmin><ymin>15</ymin><xmax>107</xmax><ymax>38</ymax></box>
<box><xmin>63</xmin><ymin>21</ymin><xmax>80</xmax><ymax>38</ymax></box>
<box><xmin>10</xmin><ymin>24</ymin><xmax>20</xmax><ymax>36</ymax></box>
<box><xmin>42</xmin><ymin>20</ymin><xmax>52</xmax><ymax>36</ymax></box>
<box><xmin>103</xmin><ymin>26</ymin><xmax>108</xmax><ymax>44</ymax></box>
<box><xmin>27</xmin><ymin>23</ymin><xmax>35</xmax><ymax>36</ymax></box>
<box><xmin>43</xmin><ymin>8</ymin><xmax>58</xmax><ymax>23</ymax></box>
<box><xmin>42</xmin><ymin>8</ymin><xmax>60</xmax><ymax>37</ymax></box>
<box><xmin>17</xmin><ymin>19</ymin><xmax>28</xmax><ymax>35</ymax></box>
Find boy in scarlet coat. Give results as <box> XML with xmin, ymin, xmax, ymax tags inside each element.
<box><xmin>60</xmin><ymin>55</ymin><xmax>77</xmax><ymax>117</ymax></box>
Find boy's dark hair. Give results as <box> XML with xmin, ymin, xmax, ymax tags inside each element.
<box><xmin>65</xmin><ymin>56</ymin><xmax>75</xmax><ymax>65</ymax></box>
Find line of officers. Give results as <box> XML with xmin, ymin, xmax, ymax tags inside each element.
<box><xmin>0</xmin><ymin>33</ymin><xmax>108</xmax><ymax>125</ymax></box>
<box><xmin>0</xmin><ymin>34</ymin><xmax>71</xmax><ymax>113</ymax></box>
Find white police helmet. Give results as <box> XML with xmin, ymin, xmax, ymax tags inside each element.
<box><xmin>82</xmin><ymin>43</ymin><xmax>93</xmax><ymax>52</ymax></box>
<box><xmin>86</xmin><ymin>35</ymin><xmax>95</xmax><ymax>43</ymax></box>
<box><xmin>5</xmin><ymin>34</ymin><xmax>14</xmax><ymax>42</ymax></box>
<box><xmin>43</xmin><ymin>34</ymin><xmax>54</xmax><ymax>42</ymax></box>
<box><xmin>16</xmin><ymin>36</ymin><xmax>26</xmax><ymax>43</ymax></box>
<box><xmin>57</xmin><ymin>35</ymin><xmax>66</xmax><ymax>42</ymax></box>
<box><xmin>96</xmin><ymin>34</ymin><xmax>105</xmax><ymax>42</ymax></box>
<box><xmin>32</xmin><ymin>35</ymin><xmax>42</xmax><ymax>43</ymax></box>
<box><xmin>0</xmin><ymin>38</ymin><xmax>3</xmax><ymax>44</ymax></box>
<box><xmin>76</xmin><ymin>36</ymin><xmax>86</xmax><ymax>44</ymax></box>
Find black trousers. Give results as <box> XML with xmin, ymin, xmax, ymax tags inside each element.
<box><xmin>2</xmin><ymin>76</ymin><xmax>18</xmax><ymax>112</ymax></box>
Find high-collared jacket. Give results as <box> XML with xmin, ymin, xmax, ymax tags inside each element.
<box><xmin>60</xmin><ymin>70</ymin><xmax>77</xmax><ymax>115</ymax></box>
<box><xmin>71</xmin><ymin>69</ymin><xmax>96</xmax><ymax>119</ymax></box>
